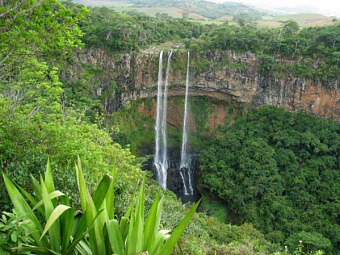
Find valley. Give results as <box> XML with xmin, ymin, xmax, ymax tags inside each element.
<box><xmin>73</xmin><ymin>0</ymin><xmax>337</xmax><ymax>27</ymax></box>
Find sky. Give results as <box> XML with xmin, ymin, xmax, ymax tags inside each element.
<box><xmin>208</xmin><ymin>0</ymin><xmax>340</xmax><ymax>16</ymax></box>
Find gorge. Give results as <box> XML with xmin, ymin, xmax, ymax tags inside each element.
<box><xmin>63</xmin><ymin>48</ymin><xmax>340</xmax><ymax>198</ymax></box>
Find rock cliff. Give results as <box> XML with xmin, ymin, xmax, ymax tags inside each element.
<box><xmin>68</xmin><ymin>49</ymin><xmax>339</xmax><ymax>121</ymax></box>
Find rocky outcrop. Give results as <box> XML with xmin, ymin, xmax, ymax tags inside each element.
<box><xmin>70</xmin><ymin>49</ymin><xmax>340</xmax><ymax>121</ymax></box>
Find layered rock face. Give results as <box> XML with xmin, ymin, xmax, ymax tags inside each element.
<box><xmin>72</xmin><ymin>49</ymin><xmax>340</xmax><ymax>121</ymax></box>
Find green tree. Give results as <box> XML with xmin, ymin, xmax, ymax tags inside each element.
<box><xmin>0</xmin><ymin>0</ymin><xmax>86</xmax><ymax>72</ymax></box>
<box><xmin>0</xmin><ymin>0</ymin><xmax>87</xmax><ymax>117</ymax></box>
<box><xmin>281</xmin><ymin>20</ymin><xmax>300</xmax><ymax>36</ymax></box>
<box><xmin>199</xmin><ymin>107</ymin><xmax>340</xmax><ymax>253</ymax></box>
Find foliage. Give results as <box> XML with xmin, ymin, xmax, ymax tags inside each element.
<box><xmin>257</xmin><ymin>54</ymin><xmax>276</xmax><ymax>75</ymax></box>
<box><xmin>173</xmin><ymin>219</ymin><xmax>274</xmax><ymax>254</ymax></box>
<box><xmin>286</xmin><ymin>232</ymin><xmax>332</xmax><ymax>254</ymax></box>
<box><xmin>141</xmin><ymin>177</ymin><xmax>281</xmax><ymax>255</ymax></box>
<box><xmin>0</xmin><ymin>93</ymin><xmax>142</xmax><ymax>211</ymax></box>
<box><xmin>200</xmin><ymin>194</ymin><xmax>228</xmax><ymax>223</ymax></box>
<box><xmin>199</xmin><ymin>106</ymin><xmax>340</xmax><ymax>254</ymax></box>
<box><xmin>189</xmin><ymin>23</ymin><xmax>340</xmax><ymax>82</ymax></box>
<box><xmin>0</xmin><ymin>0</ymin><xmax>86</xmax><ymax>77</ymax></box>
<box><xmin>191</xmin><ymin>97</ymin><xmax>211</xmax><ymax>132</ymax></box>
<box><xmin>0</xmin><ymin>210</ymin><xmax>32</xmax><ymax>254</ymax></box>
<box><xmin>0</xmin><ymin>0</ymin><xmax>141</xmax><ymax>212</ymax></box>
<box><xmin>76</xmin><ymin>6</ymin><xmax>204</xmax><ymax>52</ymax></box>
<box><xmin>2</xmin><ymin>158</ymin><xmax>200</xmax><ymax>254</ymax></box>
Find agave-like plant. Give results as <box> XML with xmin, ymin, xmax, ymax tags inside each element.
<box><xmin>2</xmin><ymin>157</ymin><xmax>200</xmax><ymax>255</ymax></box>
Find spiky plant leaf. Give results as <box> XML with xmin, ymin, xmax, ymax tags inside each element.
<box><xmin>41</xmin><ymin>177</ymin><xmax>60</xmax><ymax>252</ymax></box>
<box><xmin>40</xmin><ymin>205</ymin><xmax>72</xmax><ymax>240</ymax></box>
<box><xmin>45</xmin><ymin>159</ymin><xmax>55</xmax><ymax>194</ymax></box>
<box><xmin>143</xmin><ymin>193</ymin><xmax>163</xmax><ymax>251</ymax></box>
<box><xmin>106</xmin><ymin>219</ymin><xmax>124</xmax><ymax>255</ymax></box>
<box><xmin>33</xmin><ymin>191</ymin><xmax>65</xmax><ymax>211</ymax></box>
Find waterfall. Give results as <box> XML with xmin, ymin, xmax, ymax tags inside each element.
<box><xmin>154</xmin><ymin>51</ymin><xmax>163</xmax><ymax>188</ymax></box>
<box><xmin>180</xmin><ymin>52</ymin><xmax>194</xmax><ymax>195</ymax></box>
<box><xmin>161</xmin><ymin>50</ymin><xmax>173</xmax><ymax>188</ymax></box>
<box><xmin>154</xmin><ymin>51</ymin><xmax>194</xmax><ymax>195</ymax></box>
<box><xmin>154</xmin><ymin>51</ymin><xmax>172</xmax><ymax>189</ymax></box>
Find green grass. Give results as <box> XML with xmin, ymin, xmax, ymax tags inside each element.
<box><xmin>74</xmin><ymin>1</ymin><xmax>334</xmax><ymax>28</ymax></box>
<box><xmin>193</xmin><ymin>20</ymin><xmax>225</xmax><ymax>25</ymax></box>
<box><xmin>113</xmin><ymin>6</ymin><xmax>182</xmax><ymax>18</ymax></box>
<box><xmin>74</xmin><ymin>0</ymin><xmax>131</xmax><ymax>7</ymax></box>
<box><xmin>272</xmin><ymin>13</ymin><xmax>330</xmax><ymax>21</ymax></box>
<box><xmin>201</xmin><ymin>194</ymin><xmax>228</xmax><ymax>223</ymax></box>
<box><xmin>75</xmin><ymin>1</ymin><xmax>207</xmax><ymax>20</ymax></box>
<box><xmin>216</xmin><ymin>15</ymin><xmax>233</xmax><ymax>22</ymax></box>
<box><xmin>114</xmin><ymin>6</ymin><xmax>208</xmax><ymax>20</ymax></box>
<box><xmin>272</xmin><ymin>13</ymin><xmax>333</xmax><ymax>26</ymax></box>
<box><xmin>257</xmin><ymin>13</ymin><xmax>333</xmax><ymax>28</ymax></box>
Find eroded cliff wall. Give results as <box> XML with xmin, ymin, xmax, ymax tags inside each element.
<box><xmin>66</xmin><ymin>49</ymin><xmax>340</xmax><ymax>120</ymax></box>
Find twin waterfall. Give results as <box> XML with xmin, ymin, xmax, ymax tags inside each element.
<box><xmin>154</xmin><ymin>51</ymin><xmax>194</xmax><ymax>195</ymax></box>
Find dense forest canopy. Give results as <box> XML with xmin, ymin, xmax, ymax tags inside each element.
<box><xmin>199</xmin><ymin>107</ymin><xmax>340</xmax><ymax>253</ymax></box>
<box><xmin>77</xmin><ymin>7</ymin><xmax>203</xmax><ymax>51</ymax></box>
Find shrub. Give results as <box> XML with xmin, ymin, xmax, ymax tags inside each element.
<box><xmin>1</xmin><ymin>158</ymin><xmax>200</xmax><ymax>254</ymax></box>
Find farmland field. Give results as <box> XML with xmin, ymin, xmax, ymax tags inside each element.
<box><xmin>73</xmin><ymin>0</ymin><xmax>337</xmax><ymax>27</ymax></box>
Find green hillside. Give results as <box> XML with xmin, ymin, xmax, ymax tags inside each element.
<box><xmin>73</xmin><ymin>0</ymin><xmax>262</xmax><ymax>21</ymax></box>
<box><xmin>73</xmin><ymin>0</ymin><xmax>336</xmax><ymax>28</ymax></box>
<box><xmin>257</xmin><ymin>13</ymin><xmax>335</xmax><ymax>28</ymax></box>
<box><xmin>272</xmin><ymin>13</ymin><xmax>334</xmax><ymax>26</ymax></box>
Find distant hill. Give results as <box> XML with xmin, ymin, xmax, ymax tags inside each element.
<box><xmin>72</xmin><ymin>0</ymin><xmax>336</xmax><ymax>27</ymax></box>
<box><xmin>258</xmin><ymin>13</ymin><xmax>334</xmax><ymax>27</ymax></box>
<box><xmin>129</xmin><ymin>0</ymin><xmax>262</xmax><ymax>20</ymax></box>
<box><xmin>73</xmin><ymin>0</ymin><xmax>262</xmax><ymax>20</ymax></box>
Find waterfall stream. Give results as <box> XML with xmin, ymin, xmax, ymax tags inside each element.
<box><xmin>154</xmin><ymin>51</ymin><xmax>164</xmax><ymax>188</ymax></box>
<box><xmin>180</xmin><ymin>52</ymin><xmax>194</xmax><ymax>195</ymax></box>
<box><xmin>154</xmin><ymin>51</ymin><xmax>172</xmax><ymax>189</ymax></box>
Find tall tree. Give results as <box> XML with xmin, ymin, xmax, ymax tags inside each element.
<box><xmin>0</xmin><ymin>0</ymin><xmax>87</xmax><ymax>116</ymax></box>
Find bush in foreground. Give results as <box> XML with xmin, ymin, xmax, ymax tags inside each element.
<box><xmin>1</xmin><ymin>158</ymin><xmax>199</xmax><ymax>254</ymax></box>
